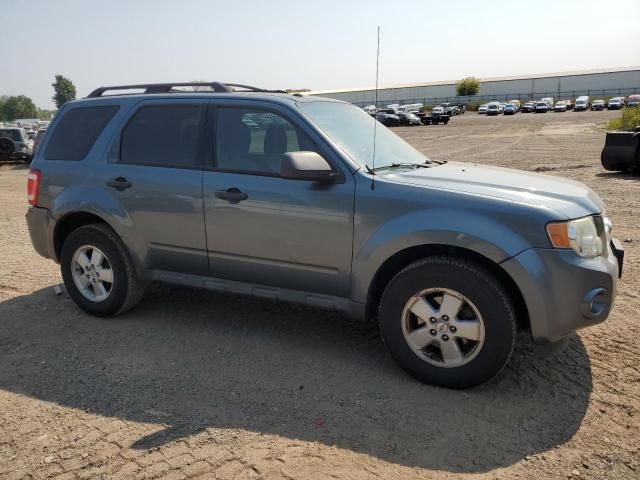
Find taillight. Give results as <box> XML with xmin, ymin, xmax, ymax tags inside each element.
<box><xmin>27</xmin><ymin>169</ymin><xmax>41</xmax><ymax>206</ymax></box>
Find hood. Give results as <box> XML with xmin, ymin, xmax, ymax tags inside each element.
<box><xmin>381</xmin><ymin>162</ymin><xmax>603</xmax><ymax>218</ymax></box>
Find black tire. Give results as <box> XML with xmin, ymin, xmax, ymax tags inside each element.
<box><xmin>60</xmin><ymin>223</ymin><xmax>145</xmax><ymax>317</ymax></box>
<box><xmin>378</xmin><ymin>256</ymin><xmax>516</xmax><ymax>389</ymax></box>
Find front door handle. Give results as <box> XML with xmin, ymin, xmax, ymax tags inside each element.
<box><xmin>106</xmin><ymin>177</ymin><xmax>132</xmax><ymax>190</ymax></box>
<box><xmin>214</xmin><ymin>188</ymin><xmax>248</xmax><ymax>204</ymax></box>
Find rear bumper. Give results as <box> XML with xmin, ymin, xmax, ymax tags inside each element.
<box><xmin>501</xmin><ymin>242</ymin><xmax>621</xmax><ymax>343</ymax></box>
<box><xmin>26</xmin><ymin>206</ymin><xmax>56</xmax><ymax>261</ymax></box>
<box><xmin>0</xmin><ymin>151</ymin><xmax>29</xmax><ymax>161</ymax></box>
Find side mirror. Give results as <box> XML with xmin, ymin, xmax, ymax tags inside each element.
<box><xmin>281</xmin><ymin>151</ymin><xmax>339</xmax><ymax>183</ymax></box>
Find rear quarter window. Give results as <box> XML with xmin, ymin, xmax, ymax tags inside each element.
<box><xmin>44</xmin><ymin>105</ymin><xmax>119</xmax><ymax>160</ymax></box>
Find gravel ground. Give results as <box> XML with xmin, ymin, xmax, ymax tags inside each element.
<box><xmin>0</xmin><ymin>109</ymin><xmax>638</xmax><ymax>480</ymax></box>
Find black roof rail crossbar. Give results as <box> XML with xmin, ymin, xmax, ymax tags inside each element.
<box><xmin>224</xmin><ymin>83</ymin><xmax>288</xmax><ymax>94</ymax></box>
<box><xmin>87</xmin><ymin>82</ymin><xmax>287</xmax><ymax>98</ymax></box>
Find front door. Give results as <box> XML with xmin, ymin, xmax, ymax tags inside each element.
<box><xmin>202</xmin><ymin>103</ymin><xmax>355</xmax><ymax>296</ymax></box>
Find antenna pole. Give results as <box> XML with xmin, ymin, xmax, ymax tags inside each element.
<box><xmin>371</xmin><ymin>25</ymin><xmax>380</xmax><ymax>190</ymax></box>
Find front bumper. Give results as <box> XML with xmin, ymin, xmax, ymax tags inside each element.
<box><xmin>501</xmin><ymin>240</ymin><xmax>622</xmax><ymax>343</ymax></box>
<box><xmin>26</xmin><ymin>206</ymin><xmax>56</xmax><ymax>261</ymax></box>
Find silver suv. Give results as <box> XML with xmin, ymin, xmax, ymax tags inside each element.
<box><xmin>26</xmin><ymin>82</ymin><xmax>623</xmax><ymax>389</ymax></box>
<box><xmin>0</xmin><ymin>127</ymin><xmax>32</xmax><ymax>162</ymax></box>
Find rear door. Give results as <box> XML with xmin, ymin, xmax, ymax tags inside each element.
<box><xmin>202</xmin><ymin>100</ymin><xmax>355</xmax><ymax>296</ymax></box>
<box><xmin>97</xmin><ymin>99</ymin><xmax>209</xmax><ymax>275</ymax></box>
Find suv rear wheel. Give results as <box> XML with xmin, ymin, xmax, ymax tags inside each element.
<box><xmin>60</xmin><ymin>224</ymin><xmax>145</xmax><ymax>316</ymax></box>
<box><xmin>378</xmin><ymin>256</ymin><xmax>516</xmax><ymax>389</ymax></box>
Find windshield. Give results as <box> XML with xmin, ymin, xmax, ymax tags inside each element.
<box><xmin>0</xmin><ymin>129</ymin><xmax>22</xmax><ymax>141</ymax></box>
<box><xmin>299</xmin><ymin>102</ymin><xmax>429</xmax><ymax>170</ymax></box>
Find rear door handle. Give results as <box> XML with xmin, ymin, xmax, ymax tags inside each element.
<box><xmin>106</xmin><ymin>177</ymin><xmax>132</xmax><ymax>190</ymax></box>
<box><xmin>214</xmin><ymin>188</ymin><xmax>248</xmax><ymax>204</ymax></box>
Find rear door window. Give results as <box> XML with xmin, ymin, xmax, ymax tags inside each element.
<box><xmin>120</xmin><ymin>105</ymin><xmax>203</xmax><ymax>169</ymax></box>
<box><xmin>44</xmin><ymin>105</ymin><xmax>119</xmax><ymax>160</ymax></box>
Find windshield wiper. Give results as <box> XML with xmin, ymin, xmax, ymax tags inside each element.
<box><xmin>372</xmin><ymin>162</ymin><xmax>432</xmax><ymax>172</ymax></box>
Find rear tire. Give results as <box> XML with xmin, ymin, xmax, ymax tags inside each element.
<box><xmin>378</xmin><ymin>256</ymin><xmax>516</xmax><ymax>389</ymax></box>
<box><xmin>60</xmin><ymin>223</ymin><xmax>145</xmax><ymax>317</ymax></box>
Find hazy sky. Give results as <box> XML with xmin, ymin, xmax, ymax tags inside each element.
<box><xmin>2</xmin><ymin>0</ymin><xmax>639</xmax><ymax>109</ymax></box>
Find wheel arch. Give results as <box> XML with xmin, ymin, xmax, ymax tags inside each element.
<box><xmin>365</xmin><ymin>244</ymin><xmax>530</xmax><ymax>332</ymax></box>
<box><xmin>53</xmin><ymin>211</ymin><xmax>112</xmax><ymax>261</ymax></box>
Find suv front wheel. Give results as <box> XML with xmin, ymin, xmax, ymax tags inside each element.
<box><xmin>60</xmin><ymin>224</ymin><xmax>145</xmax><ymax>316</ymax></box>
<box><xmin>379</xmin><ymin>256</ymin><xmax>516</xmax><ymax>389</ymax></box>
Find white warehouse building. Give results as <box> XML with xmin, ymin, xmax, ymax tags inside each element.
<box><xmin>308</xmin><ymin>66</ymin><xmax>640</xmax><ymax>107</ymax></box>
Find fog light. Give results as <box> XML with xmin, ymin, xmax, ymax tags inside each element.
<box><xmin>580</xmin><ymin>288</ymin><xmax>610</xmax><ymax>319</ymax></box>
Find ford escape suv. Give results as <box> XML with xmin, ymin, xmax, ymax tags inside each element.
<box><xmin>26</xmin><ymin>82</ymin><xmax>624</xmax><ymax>389</ymax></box>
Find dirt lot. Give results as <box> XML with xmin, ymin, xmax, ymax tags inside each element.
<box><xmin>1</xmin><ymin>110</ymin><xmax>638</xmax><ymax>480</ymax></box>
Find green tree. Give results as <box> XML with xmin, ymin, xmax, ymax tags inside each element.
<box><xmin>456</xmin><ymin>77</ymin><xmax>480</xmax><ymax>96</ymax></box>
<box><xmin>37</xmin><ymin>108</ymin><xmax>56</xmax><ymax>120</ymax></box>
<box><xmin>0</xmin><ymin>95</ymin><xmax>39</xmax><ymax>121</ymax></box>
<box><xmin>52</xmin><ymin>74</ymin><xmax>77</xmax><ymax>108</ymax></box>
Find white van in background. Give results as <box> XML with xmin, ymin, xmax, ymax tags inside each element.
<box><xmin>575</xmin><ymin>96</ymin><xmax>590</xmax><ymax>111</ymax></box>
<box><xmin>540</xmin><ymin>97</ymin><xmax>554</xmax><ymax>109</ymax></box>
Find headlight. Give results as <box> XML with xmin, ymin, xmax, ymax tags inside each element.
<box><xmin>546</xmin><ymin>216</ymin><xmax>605</xmax><ymax>257</ymax></box>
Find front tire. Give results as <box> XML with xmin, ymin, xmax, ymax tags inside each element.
<box><xmin>378</xmin><ymin>256</ymin><xmax>516</xmax><ymax>389</ymax></box>
<box><xmin>60</xmin><ymin>223</ymin><xmax>145</xmax><ymax>317</ymax></box>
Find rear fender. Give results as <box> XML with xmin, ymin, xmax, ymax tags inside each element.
<box><xmin>50</xmin><ymin>185</ymin><xmax>143</xmax><ymax>268</ymax></box>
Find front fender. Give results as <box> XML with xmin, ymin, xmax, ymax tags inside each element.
<box><xmin>350</xmin><ymin>208</ymin><xmax>533</xmax><ymax>303</ymax></box>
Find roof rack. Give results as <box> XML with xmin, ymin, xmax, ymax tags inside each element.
<box><xmin>86</xmin><ymin>82</ymin><xmax>287</xmax><ymax>98</ymax></box>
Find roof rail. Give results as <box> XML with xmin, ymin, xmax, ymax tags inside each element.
<box><xmin>86</xmin><ymin>82</ymin><xmax>287</xmax><ymax>98</ymax></box>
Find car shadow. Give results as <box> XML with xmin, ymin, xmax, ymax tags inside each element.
<box><xmin>595</xmin><ymin>171</ymin><xmax>639</xmax><ymax>180</ymax></box>
<box><xmin>0</xmin><ymin>284</ymin><xmax>593</xmax><ymax>473</ymax></box>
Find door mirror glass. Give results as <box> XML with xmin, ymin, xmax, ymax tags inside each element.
<box><xmin>281</xmin><ymin>151</ymin><xmax>337</xmax><ymax>182</ymax></box>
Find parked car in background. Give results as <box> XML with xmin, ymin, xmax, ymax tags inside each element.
<box><xmin>564</xmin><ymin>99</ymin><xmax>574</xmax><ymax>110</ymax></box>
<box><xmin>478</xmin><ymin>104</ymin><xmax>489</xmax><ymax>114</ymax></box>
<box><xmin>0</xmin><ymin>127</ymin><xmax>32</xmax><ymax>162</ymax></box>
<box><xmin>625</xmin><ymin>95</ymin><xmax>640</xmax><ymax>107</ymax></box>
<box><xmin>541</xmin><ymin>98</ymin><xmax>554</xmax><ymax>110</ymax></box>
<box><xmin>486</xmin><ymin>103</ymin><xmax>501</xmax><ymax>115</ymax></box>
<box><xmin>33</xmin><ymin>128</ymin><xmax>47</xmax><ymax>155</ymax></box>
<box><xmin>521</xmin><ymin>102</ymin><xmax>535</xmax><ymax>113</ymax></box>
<box><xmin>376</xmin><ymin>111</ymin><xmax>401</xmax><ymax>127</ymax></box>
<box><xmin>607</xmin><ymin>97</ymin><xmax>624</xmax><ymax>110</ymax></box>
<box><xmin>397</xmin><ymin>103</ymin><xmax>424</xmax><ymax>113</ymax></box>
<box><xmin>591</xmin><ymin>100</ymin><xmax>605</xmax><ymax>111</ymax></box>
<box><xmin>601</xmin><ymin>125</ymin><xmax>640</xmax><ymax>172</ymax></box>
<box><xmin>439</xmin><ymin>103</ymin><xmax>459</xmax><ymax>116</ymax></box>
<box><xmin>554</xmin><ymin>101</ymin><xmax>567</xmax><ymax>112</ymax></box>
<box><xmin>417</xmin><ymin>107</ymin><xmax>450</xmax><ymax>125</ymax></box>
<box><xmin>575</xmin><ymin>96</ymin><xmax>589</xmax><ymax>111</ymax></box>
<box><xmin>503</xmin><ymin>104</ymin><xmax>517</xmax><ymax>115</ymax></box>
<box><xmin>535</xmin><ymin>101</ymin><xmax>549</xmax><ymax>113</ymax></box>
<box><xmin>397</xmin><ymin>112</ymin><xmax>422</xmax><ymax>126</ymax></box>
<box><xmin>508</xmin><ymin>100</ymin><xmax>521</xmax><ymax>112</ymax></box>
<box><xmin>363</xmin><ymin>105</ymin><xmax>377</xmax><ymax>115</ymax></box>
<box><xmin>26</xmin><ymin>81</ymin><xmax>623</xmax><ymax>389</ymax></box>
